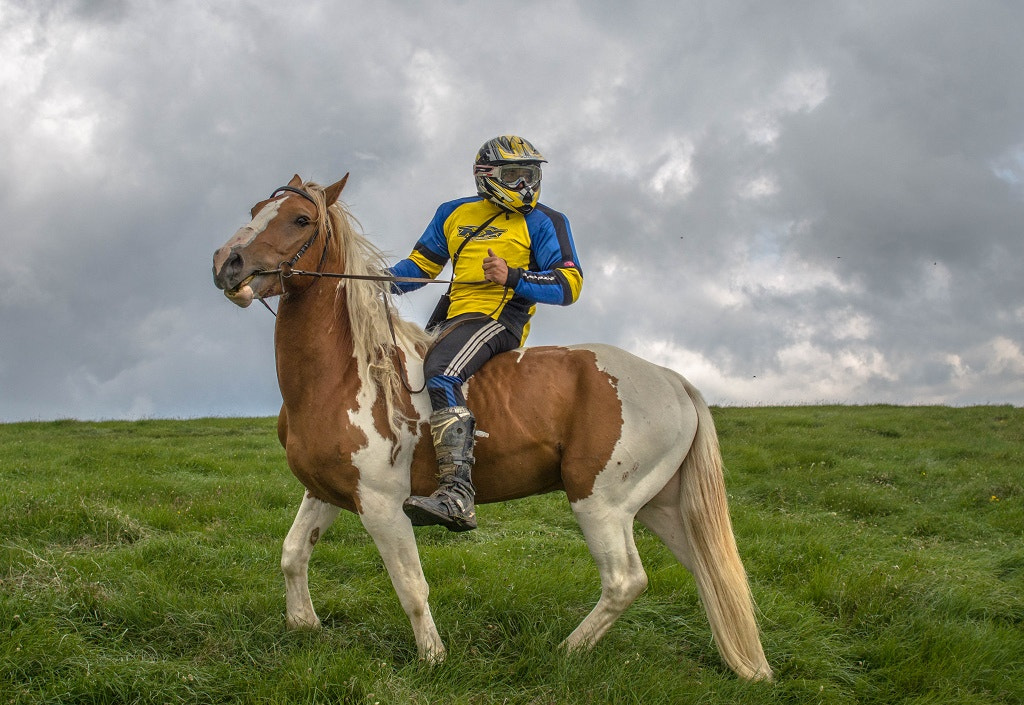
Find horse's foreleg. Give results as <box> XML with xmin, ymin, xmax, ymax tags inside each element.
<box><xmin>562</xmin><ymin>507</ymin><xmax>649</xmax><ymax>651</ymax></box>
<box><xmin>359</xmin><ymin>496</ymin><xmax>446</xmax><ymax>664</ymax></box>
<box><xmin>281</xmin><ymin>491</ymin><xmax>341</xmax><ymax>630</ymax></box>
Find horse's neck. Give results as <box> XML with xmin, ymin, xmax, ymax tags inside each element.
<box><xmin>274</xmin><ymin>280</ymin><xmax>358</xmax><ymax>409</ymax></box>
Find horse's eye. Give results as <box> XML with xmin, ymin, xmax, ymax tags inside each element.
<box><xmin>296</xmin><ymin>215</ymin><xmax>311</xmax><ymax>226</ymax></box>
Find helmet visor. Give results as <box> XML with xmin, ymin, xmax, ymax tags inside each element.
<box><xmin>475</xmin><ymin>164</ymin><xmax>542</xmax><ymax>189</ymax></box>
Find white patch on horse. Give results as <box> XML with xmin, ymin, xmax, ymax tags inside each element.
<box><xmin>556</xmin><ymin>343</ymin><xmax>703</xmax><ymax>654</ymax></box>
<box><xmin>347</xmin><ymin>342</ymin><xmax>445</xmax><ymax>662</ymax></box>
<box><xmin>229</xmin><ymin>199</ymin><xmax>283</xmax><ymax>250</ymax></box>
<box><xmin>571</xmin><ymin>344</ymin><xmax>697</xmax><ymax>512</ymax></box>
<box><xmin>349</xmin><ymin>336</ymin><xmax>430</xmax><ymax>502</ymax></box>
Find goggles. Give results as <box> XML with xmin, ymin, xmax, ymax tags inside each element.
<box><xmin>475</xmin><ymin>163</ymin><xmax>542</xmax><ymax>188</ymax></box>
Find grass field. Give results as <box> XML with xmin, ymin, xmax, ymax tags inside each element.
<box><xmin>1</xmin><ymin>406</ymin><xmax>1022</xmax><ymax>704</ymax></box>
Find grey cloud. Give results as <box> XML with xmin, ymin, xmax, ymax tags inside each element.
<box><xmin>2</xmin><ymin>1</ymin><xmax>1023</xmax><ymax>420</ymax></box>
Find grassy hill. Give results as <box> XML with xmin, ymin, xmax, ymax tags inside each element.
<box><xmin>2</xmin><ymin>406</ymin><xmax>1022</xmax><ymax>704</ymax></box>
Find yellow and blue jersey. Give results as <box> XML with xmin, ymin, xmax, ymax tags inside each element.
<box><xmin>390</xmin><ymin>197</ymin><xmax>582</xmax><ymax>344</ymax></box>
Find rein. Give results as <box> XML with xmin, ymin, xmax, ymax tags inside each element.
<box><xmin>261</xmin><ymin>185</ymin><xmax>486</xmax><ymax>289</ymax></box>
<box><xmin>257</xmin><ymin>184</ymin><xmax>501</xmax><ymax>394</ymax></box>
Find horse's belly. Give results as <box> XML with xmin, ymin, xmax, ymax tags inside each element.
<box><xmin>473</xmin><ymin>443</ymin><xmax>564</xmax><ymax>503</ymax></box>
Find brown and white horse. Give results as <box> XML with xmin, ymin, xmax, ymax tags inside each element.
<box><xmin>212</xmin><ymin>175</ymin><xmax>771</xmax><ymax>681</ymax></box>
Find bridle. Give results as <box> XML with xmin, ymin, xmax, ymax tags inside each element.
<box><xmin>268</xmin><ymin>186</ymin><xmax>330</xmax><ymax>279</ymax></box>
<box><xmin>250</xmin><ymin>184</ymin><xmax>503</xmax><ymax>394</ymax></box>
<box><xmin>254</xmin><ymin>185</ymin><xmax>481</xmax><ymax>298</ymax></box>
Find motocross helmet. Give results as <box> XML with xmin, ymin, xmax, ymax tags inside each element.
<box><xmin>474</xmin><ymin>135</ymin><xmax>547</xmax><ymax>215</ymax></box>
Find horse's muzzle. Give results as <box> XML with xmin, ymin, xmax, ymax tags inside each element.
<box><xmin>213</xmin><ymin>248</ymin><xmax>257</xmax><ymax>307</ymax></box>
<box><xmin>212</xmin><ymin>248</ymin><xmax>246</xmax><ymax>291</ymax></box>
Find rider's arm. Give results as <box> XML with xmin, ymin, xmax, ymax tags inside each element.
<box><xmin>387</xmin><ymin>202</ymin><xmax>461</xmax><ymax>293</ymax></box>
<box><xmin>505</xmin><ymin>205</ymin><xmax>583</xmax><ymax>306</ymax></box>
<box><xmin>387</xmin><ymin>257</ymin><xmax>431</xmax><ymax>294</ymax></box>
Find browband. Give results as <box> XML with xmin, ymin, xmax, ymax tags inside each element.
<box><xmin>269</xmin><ymin>185</ymin><xmax>318</xmax><ymax>206</ymax></box>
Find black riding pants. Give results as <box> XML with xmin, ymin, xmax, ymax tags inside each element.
<box><xmin>423</xmin><ymin>313</ymin><xmax>521</xmax><ymax>411</ymax></box>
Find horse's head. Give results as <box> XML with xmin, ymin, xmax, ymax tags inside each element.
<box><xmin>212</xmin><ymin>174</ymin><xmax>349</xmax><ymax>307</ymax></box>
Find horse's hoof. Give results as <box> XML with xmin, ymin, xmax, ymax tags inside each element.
<box><xmin>285</xmin><ymin>616</ymin><xmax>321</xmax><ymax>632</ymax></box>
<box><xmin>419</xmin><ymin>646</ymin><xmax>447</xmax><ymax>665</ymax></box>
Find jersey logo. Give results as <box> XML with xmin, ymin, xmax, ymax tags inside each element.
<box><xmin>457</xmin><ymin>224</ymin><xmax>506</xmax><ymax>241</ymax></box>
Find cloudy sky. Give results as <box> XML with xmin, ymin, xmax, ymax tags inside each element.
<box><xmin>2</xmin><ymin>0</ymin><xmax>1023</xmax><ymax>421</ymax></box>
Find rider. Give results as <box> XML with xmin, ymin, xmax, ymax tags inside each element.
<box><xmin>387</xmin><ymin>135</ymin><xmax>583</xmax><ymax>531</ymax></box>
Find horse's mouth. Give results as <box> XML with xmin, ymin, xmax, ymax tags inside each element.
<box><xmin>224</xmin><ymin>273</ymin><xmax>257</xmax><ymax>308</ymax></box>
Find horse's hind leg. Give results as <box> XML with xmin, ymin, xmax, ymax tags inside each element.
<box><xmin>635</xmin><ymin>471</ymin><xmax>694</xmax><ymax>571</ymax></box>
<box><xmin>639</xmin><ymin>467</ymin><xmax>772</xmax><ymax>681</ymax></box>
<box><xmin>562</xmin><ymin>507</ymin><xmax>649</xmax><ymax>651</ymax></box>
<box><xmin>281</xmin><ymin>491</ymin><xmax>341</xmax><ymax>630</ymax></box>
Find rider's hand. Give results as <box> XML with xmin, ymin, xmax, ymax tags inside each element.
<box><xmin>482</xmin><ymin>248</ymin><xmax>509</xmax><ymax>286</ymax></box>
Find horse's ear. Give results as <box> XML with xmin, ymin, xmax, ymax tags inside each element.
<box><xmin>288</xmin><ymin>174</ymin><xmax>302</xmax><ymax>188</ymax></box>
<box><xmin>324</xmin><ymin>173</ymin><xmax>349</xmax><ymax>205</ymax></box>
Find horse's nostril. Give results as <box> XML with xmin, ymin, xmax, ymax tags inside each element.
<box><xmin>225</xmin><ymin>251</ymin><xmax>243</xmax><ymax>274</ymax></box>
<box><xmin>213</xmin><ymin>248</ymin><xmax>245</xmax><ymax>288</ymax></box>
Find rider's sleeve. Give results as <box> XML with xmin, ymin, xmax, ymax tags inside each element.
<box><xmin>505</xmin><ymin>205</ymin><xmax>583</xmax><ymax>306</ymax></box>
<box><xmin>387</xmin><ymin>201</ymin><xmax>463</xmax><ymax>293</ymax></box>
<box><xmin>387</xmin><ymin>258</ymin><xmax>430</xmax><ymax>294</ymax></box>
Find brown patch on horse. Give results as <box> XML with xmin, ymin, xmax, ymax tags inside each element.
<box><xmin>283</xmin><ymin>405</ymin><xmax>366</xmax><ymax>515</ymax></box>
<box><xmin>405</xmin><ymin>346</ymin><xmax>623</xmax><ymax>504</ymax></box>
<box><xmin>274</xmin><ymin>285</ymin><xmax>366</xmax><ymax>515</ymax></box>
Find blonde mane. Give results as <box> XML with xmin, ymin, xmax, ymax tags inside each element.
<box><xmin>303</xmin><ymin>181</ymin><xmax>435</xmax><ymax>438</ymax></box>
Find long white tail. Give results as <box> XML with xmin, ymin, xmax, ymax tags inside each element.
<box><xmin>679</xmin><ymin>382</ymin><xmax>772</xmax><ymax>681</ymax></box>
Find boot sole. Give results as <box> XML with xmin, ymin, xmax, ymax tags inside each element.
<box><xmin>403</xmin><ymin>502</ymin><xmax>477</xmax><ymax>532</ymax></box>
